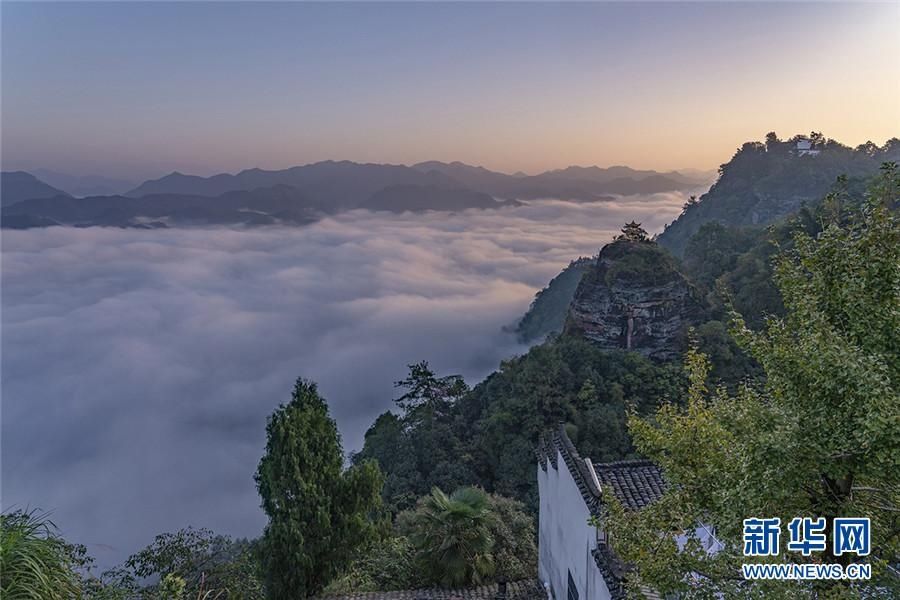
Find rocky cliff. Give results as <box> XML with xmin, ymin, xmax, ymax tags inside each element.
<box><xmin>564</xmin><ymin>239</ymin><xmax>704</xmax><ymax>361</ymax></box>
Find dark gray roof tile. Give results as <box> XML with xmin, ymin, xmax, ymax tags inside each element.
<box><xmin>317</xmin><ymin>579</ymin><xmax>545</xmax><ymax>600</ymax></box>
<box><xmin>593</xmin><ymin>460</ymin><xmax>666</xmax><ymax>511</ymax></box>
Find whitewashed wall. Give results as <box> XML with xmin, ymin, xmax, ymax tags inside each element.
<box><xmin>537</xmin><ymin>449</ymin><xmax>611</xmax><ymax>600</ymax></box>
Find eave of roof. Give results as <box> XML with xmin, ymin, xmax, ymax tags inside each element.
<box><xmin>316</xmin><ymin>579</ymin><xmax>545</xmax><ymax>600</ymax></box>
<box><xmin>536</xmin><ymin>424</ymin><xmax>666</xmax><ymax>514</ymax></box>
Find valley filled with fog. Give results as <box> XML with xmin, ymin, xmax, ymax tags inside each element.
<box><xmin>1</xmin><ymin>194</ymin><xmax>688</xmax><ymax>567</ymax></box>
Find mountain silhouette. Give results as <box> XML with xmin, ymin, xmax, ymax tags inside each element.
<box><xmin>1</xmin><ymin>171</ymin><xmax>70</xmax><ymax>207</ymax></box>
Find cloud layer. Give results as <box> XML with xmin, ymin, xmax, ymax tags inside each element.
<box><xmin>1</xmin><ymin>194</ymin><xmax>686</xmax><ymax>567</ymax></box>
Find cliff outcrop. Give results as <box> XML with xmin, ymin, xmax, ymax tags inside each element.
<box><xmin>564</xmin><ymin>238</ymin><xmax>704</xmax><ymax>361</ymax></box>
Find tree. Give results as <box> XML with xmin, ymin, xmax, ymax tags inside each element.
<box><xmin>394</xmin><ymin>361</ymin><xmax>468</xmax><ymax>422</ymax></box>
<box><xmin>157</xmin><ymin>574</ymin><xmax>186</xmax><ymax>599</ymax></box>
<box><xmin>482</xmin><ymin>493</ymin><xmax>538</xmax><ymax>582</ymax></box>
<box><xmin>682</xmin><ymin>195</ymin><xmax>699</xmax><ymax>212</ymax></box>
<box><xmin>397</xmin><ymin>487</ymin><xmax>496</xmax><ymax>588</ymax></box>
<box><xmin>616</xmin><ymin>221</ymin><xmax>649</xmax><ymax>242</ymax></box>
<box><xmin>96</xmin><ymin>528</ymin><xmax>265</xmax><ymax>600</ymax></box>
<box><xmin>606</xmin><ymin>166</ymin><xmax>900</xmax><ymax>598</ymax></box>
<box><xmin>809</xmin><ymin>130</ymin><xmax>826</xmax><ymax>148</ymax></box>
<box><xmin>255</xmin><ymin>379</ymin><xmax>383</xmax><ymax>598</ymax></box>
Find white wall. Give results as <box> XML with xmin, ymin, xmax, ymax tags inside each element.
<box><xmin>538</xmin><ymin>449</ymin><xmax>611</xmax><ymax>600</ymax></box>
<box><xmin>676</xmin><ymin>523</ymin><xmax>724</xmax><ymax>554</ymax></box>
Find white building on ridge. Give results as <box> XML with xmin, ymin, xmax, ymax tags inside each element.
<box><xmin>795</xmin><ymin>137</ymin><xmax>821</xmax><ymax>157</ymax></box>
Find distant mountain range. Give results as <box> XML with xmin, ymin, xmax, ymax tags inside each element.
<box><xmin>1</xmin><ymin>160</ymin><xmax>711</xmax><ymax>229</ymax></box>
<box><xmin>126</xmin><ymin>160</ymin><xmax>707</xmax><ymax>202</ymax></box>
<box><xmin>31</xmin><ymin>169</ymin><xmax>137</xmax><ymax>198</ymax></box>
<box><xmin>412</xmin><ymin>161</ymin><xmax>706</xmax><ymax>200</ymax></box>
<box><xmin>1</xmin><ymin>171</ymin><xmax>71</xmax><ymax>207</ymax></box>
<box><xmin>2</xmin><ymin>185</ymin><xmax>322</xmax><ymax>229</ymax></box>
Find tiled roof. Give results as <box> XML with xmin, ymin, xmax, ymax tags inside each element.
<box><xmin>536</xmin><ymin>425</ymin><xmax>667</xmax><ymax>514</ymax></box>
<box><xmin>593</xmin><ymin>459</ymin><xmax>666</xmax><ymax>511</ymax></box>
<box><xmin>317</xmin><ymin>579</ymin><xmax>545</xmax><ymax>600</ymax></box>
<box><xmin>538</xmin><ymin>427</ymin><xmax>602</xmax><ymax>516</ymax></box>
<box><xmin>536</xmin><ymin>425</ymin><xmax>668</xmax><ymax>600</ymax></box>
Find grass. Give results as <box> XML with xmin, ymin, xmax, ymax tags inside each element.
<box><xmin>0</xmin><ymin>509</ymin><xmax>82</xmax><ymax>599</ymax></box>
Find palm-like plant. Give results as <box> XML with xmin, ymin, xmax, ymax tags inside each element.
<box><xmin>408</xmin><ymin>487</ymin><xmax>495</xmax><ymax>588</ymax></box>
<box><xmin>0</xmin><ymin>510</ymin><xmax>82</xmax><ymax>599</ymax></box>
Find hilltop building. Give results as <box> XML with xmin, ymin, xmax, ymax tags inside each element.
<box><xmin>795</xmin><ymin>137</ymin><xmax>821</xmax><ymax>157</ymax></box>
<box><xmin>536</xmin><ymin>426</ymin><xmax>721</xmax><ymax>600</ymax></box>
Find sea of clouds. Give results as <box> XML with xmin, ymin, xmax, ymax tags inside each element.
<box><xmin>1</xmin><ymin>193</ymin><xmax>687</xmax><ymax>568</ymax></box>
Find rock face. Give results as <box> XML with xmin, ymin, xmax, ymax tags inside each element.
<box><xmin>564</xmin><ymin>240</ymin><xmax>704</xmax><ymax>361</ymax></box>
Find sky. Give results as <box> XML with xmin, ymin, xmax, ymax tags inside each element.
<box><xmin>2</xmin><ymin>2</ymin><xmax>898</xmax><ymax>181</ymax></box>
<box><xmin>1</xmin><ymin>192</ymin><xmax>690</xmax><ymax>567</ymax></box>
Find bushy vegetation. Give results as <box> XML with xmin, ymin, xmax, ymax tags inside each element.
<box><xmin>658</xmin><ymin>132</ymin><xmax>900</xmax><ymax>256</ymax></box>
<box><xmin>356</xmin><ymin>346</ymin><xmax>687</xmax><ymax>513</ymax></box>
<box><xmin>600</xmin><ymin>238</ymin><xmax>681</xmax><ymax>287</ymax></box>
<box><xmin>607</xmin><ymin>164</ymin><xmax>900</xmax><ymax>598</ymax></box>
<box><xmin>323</xmin><ymin>536</ymin><xmax>418</xmax><ymax>593</ymax></box>
<box><xmin>94</xmin><ymin>528</ymin><xmax>265</xmax><ymax>599</ymax></box>
<box><xmin>327</xmin><ymin>486</ymin><xmax>537</xmax><ymax>592</ymax></box>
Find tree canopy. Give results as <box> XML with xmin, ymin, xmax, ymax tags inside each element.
<box><xmin>607</xmin><ymin>164</ymin><xmax>900</xmax><ymax>598</ymax></box>
<box><xmin>616</xmin><ymin>220</ymin><xmax>650</xmax><ymax>242</ymax></box>
<box><xmin>255</xmin><ymin>379</ymin><xmax>383</xmax><ymax>598</ymax></box>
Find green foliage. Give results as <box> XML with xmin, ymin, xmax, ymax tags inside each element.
<box><xmin>397</xmin><ymin>487</ymin><xmax>496</xmax><ymax>588</ymax></box>
<box><xmin>479</xmin><ymin>493</ymin><xmax>537</xmax><ymax>582</ymax></box>
<box><xmin>467</xmin><ymin>339</ymin><xmax>686</xmax><ymax>506</ymax></box>
<box><xmin>0</xmin><ymin>510</ymin><xmax>83</xmax><ymax>599</ymax></box>
<box><xmin>682</xmin><ymin>172</ymin><xmax>886</xmax><ymax>384</ymax></box>
<box><xmin>607</xmin><ymin>167</ymin><xmax>900</xmax><ymax>598</ymax></box>
<box><xmin>682</xmin><ymin>221</ymin><xmax>760</xmax><ymax>293</ymax></box>
<box><xmin>394</xmin><ymin>360</ymin><xmax>468</xmax><ymax>422</ymax></box>
<box><xmin>615</xmin><ymin>221</ymin><xmax>650</xmax><ymax>242</ymax></box>
<box><xmin>255</xmin><ymin>379</ymin><xmax>384</xmax><ymax>598</ymax></box>
<box><xmin>322</xmin><ymin>536</ymin><xmax>417</xmax><ymax>594</ymax></box>
<box><xmin>358</xmin><ymin>340</ymin><xmax>686</xmax><ymax>513</ymax></box>
<box><xmin>515</xmin><ymin>257</ymin><xmax>593</xmax><ymax>343</ymax></box>
<box><xmin>693</xmin><ymin>319</ymin><xmax>762</xmax><ymax>387</ymax></box>
<box><xmin>658</xmin><ymin>132</ymin><xmax>900</xmax><ymax>256</ymax></box>
<box><xmin>601</xmin><ymin>238</ymin><xmax>681</xmax><ymax>286</ymax></box>
<box><xmin>354</xmin><ymin>362</ymin><xmax>478</xmax><ymax>513</ymax></box>
<box><xmin>158</xmin><ymin>573</ymin><xmax>186</xmax><ymax>599</ymax></box>
<box><xmin>327</xmin><ymin>488</ymin><xmax>535</xmax><ymax>592</ymax></box>
<box><xmin>95</xmin><ymin>528</ymin><xmax>264</xmax><ymax>600</ymax></box>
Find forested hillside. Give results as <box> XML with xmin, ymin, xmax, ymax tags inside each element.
<box><xmin>657</xmin><ymin>132</ymin><xmax>900</xmax><ymax>256</ymax></box>
<box><xmin>354</xmin><ymin>343</ymin><xmax>686</xmax><ymax>512</ymax></box>
<box><xmin>513</xmin><ymin>257</ymin><xmax>593</xmax><ymax>342</ymax></box>
<box><xmin>358</xmin><ymin>156</ymin><xmax>899</xmax><ymax>520</ymax></box>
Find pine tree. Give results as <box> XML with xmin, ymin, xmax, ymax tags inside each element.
<box><xmin>616</xmin><ymin>221</ymin><xmax>649</xmax><ymax>242</ymax></box>
<box><xmin>255</xmin><ymin>379</ymin><xmax>383</xmax><ymax>598</ymax></box>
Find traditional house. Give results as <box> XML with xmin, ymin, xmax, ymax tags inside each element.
<box><xmin>536</xmin><ymin>426</ymin><xmax>721</xmax><ymax>600</ymax></box>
